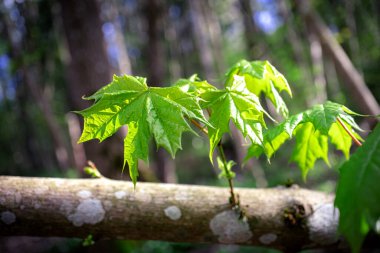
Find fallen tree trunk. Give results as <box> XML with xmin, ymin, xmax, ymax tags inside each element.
<box><xmin>0</xmin><ymin>176</ymin><xmax>343</xmax><ymax>251</ymax></box>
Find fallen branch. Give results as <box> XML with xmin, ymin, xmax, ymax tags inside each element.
<box><xmin>0</xmin><ymin>176</ymin><xmax>342</xmax><ymax>251</ymax></box>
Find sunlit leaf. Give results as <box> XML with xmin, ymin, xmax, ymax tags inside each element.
<box><xmin>173</xmin><ymin>74</ymin><xmax>216</xmax><ymax>95</ymax></box>
<box><xmin>77</xmin><ymin>75</ymin><xmax>209</xmax><ymax>185</ymax></box>
<box><xmin>217</xmin><ymin>157</ymin><xmax>236</xmax><ymax>179</ymax></box>
<box><xmin>226</xmin><ymin>59</ymin><xmax>292</xmax><ymax>117</ymax></box>
<box><xmin>290</xmin><ymin>122</ymin><xmax>330</xmax><ymax>180</ymax></box>
<box><xmin>201</xmin><ymin>75</ymin><xmax>267</xmax><ymax>162</ymax></box>
<box><xmin>246</xmin><ymin>101</ymin><xmax>362</xmax><ymax>179</ymax></box>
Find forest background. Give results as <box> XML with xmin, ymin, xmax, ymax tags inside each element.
<box><xmin>0</xmin><ymin>0</ymin><xmax>379</xmax><ymax>252</ymax></box>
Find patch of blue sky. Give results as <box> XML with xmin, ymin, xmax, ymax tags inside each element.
<box><xmin>102</xmin><ymin>22</ymin><xmax>120</xmax><ymax>69</ymax></box>
<box><xmin>254</xmin><ymin>0</ymin><xmax>283</xmax><ymax>34</ymax></box>
<box><xmin>0</xmin><ymin>54</ymin><xmax>16</xmax><ymax>101</ymax></box>
<box><xmin>169</xmin><ymin>5</ymin><xmax>181</xmax><ymax>20</ymax></box>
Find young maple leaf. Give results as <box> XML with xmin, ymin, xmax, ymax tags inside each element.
<box><xmin>246</xmin><ymin>101</ymin><xmax>363</xmax><ymax>179</ymax></box>
<box><xmin>226</xmin><ymin>59</ymin><xmax>292</xmax><ymax>117</ymax></box>
<box><xmin>200</xmin><ymin>75</ymin><xmax>268</xmax><ymax>162</ymax></box>
<box><xmin>77</xmin><ymin>75</ymin><xmax>209</xmax><ymax>186</ymax></box>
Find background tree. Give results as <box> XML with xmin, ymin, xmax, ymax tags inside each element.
<box><xmin>0</xmin><ymin>0</ymin><xmax>379</xmax><ymax>252</ymax></box>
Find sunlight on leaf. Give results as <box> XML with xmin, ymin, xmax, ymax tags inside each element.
<box><xmin>245</xmin><ymin>101</ymin><xmax>362</xmax><ymax>179</ymax></box>
<box><xmin>77</xmin><ymin>75</ymin><xmax>209</xmax><ymax>186</ymax></box>
<box><xmin>200</xmin><ymin>75</ymin><xmax>267</xmax><ymax>162</ymax></box>
<box><xmin>226</xmin><ymin>59</ymin><xmax>292</xmax><ymax>117</ymax></box>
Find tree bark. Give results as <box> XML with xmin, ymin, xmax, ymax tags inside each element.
<box><xmin>0</xmin><ymin>176</ymin><xmax>346</xmax><ymax>252</ymax></box>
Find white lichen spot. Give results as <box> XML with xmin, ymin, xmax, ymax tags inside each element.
<box><xmin>134</xmin><ymin>191</ymin><xmax>152</xmax><ymax>203</ymax></box>
<box><xmin>210</xmin><ymin>210</ymin><xmax>253</xmax><ymax>244</ymax></box>
<box><xmin>34</xmin><ymin>185</ymin><xmax>49</xmax><ymax>195</ymax></box>
<box><xmin>67</xmin><ymin>199</ymin><xmax>105</xmax><ymax>227</ymax></box>
<box><xmin>307</xmin><ymin>203</ymin><xmax>339</xmax><ymax>245</ymax></box>
<box><xmin>77</xmin><ymin>190</ymin><xmax>92</xmax><ymax>199</ymax></box>
<box><xmin>259</xmin><ymin>233</ymin><xmax>277</xmax><ymax>245</ymax></box>
<box><xmin>164</xmin><ymin>206</ymin><xmax>182</xmax><ymax>220</ymax></box>
<box><xmin>1</xmin><ymin>211</ymin><xmax>16</xmax><ymax>225</ymax></box>
<box><xmin>375</xmin><ymin>218</ymin><xmax>380</xmax><ymax>234</ymax></box>
<box><xmin>114</xmin><ymin>191</ymin><xmax>127</xmax><ymax>199</ymax></box>
<box><xmin>34</xmin><ymin>203</ymin><xmax>41</xmax><ymax>209</ymax></box>
<box><xmin>14</xmin><ymin>192</ymin><xmax>22</xmax><ymax>205</ymax></box>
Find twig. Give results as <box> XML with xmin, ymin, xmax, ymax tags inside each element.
<box><xmin>217</xmin><ymin>141</ymin><xmax>238</xmax><ymax>207</ymax></box>
<box><xmin>84</xmin><ymin>161</ymin><xmax>106</xmax><ymax>178</ymax></box>
<box><xmin>189</xmin><ymin>118</ymin><xmax>238</xmax><ymax>207</ymax></box>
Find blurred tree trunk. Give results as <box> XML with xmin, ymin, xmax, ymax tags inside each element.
<box><xmin>239</xmin><ymin>0</ymin><xmax>261</xmax><ymax>59</ymax></box>
<box><xmin>278</xmin><ymin>0</ymin><xmax>318</xmax><ymax>106</ymax></box>
<box><xmin>305</xmin><ymin>23</ymin><xmax>327</xmax><ymax>104</ymax></box>
<box><xmin>142</xmin><ymin>0</ymin><xmax>177</xmax><ymax>183</ymax></box>
<box><xmin>0</xmin><ymin>11</ymin><xmax>42</xmax><ymax>173</ymax></box>
<box><xmin>323</xmin><ymin>51</ymin><xmax>342</xmax><ymax>103</ymax></box>
<box><xmin>204</xmin><ymin>0</ymin><xmax>226</xmax><ymax>76</ymax></box>
<box><xmin>2</xmin><ymin>1</ymin><xmax>74</xmax><ymax>172</ymax></box>
<box><xmin>344</xmin><ymin>0</ymin><xmax>362</xmax><ymax>74</ymax></box>
<box><xmin>23</xmin><ymin>66</ymin><xmax>73</xmax><ymax>171</ymax></box>
<box><xmin>59</xmin><ymin>0</ymin><xmax>112</xmax><ymax>109</ymax></box>
<box><xmin>279</xmin><ymin>0</ymin><xmax>327</xmax><ymax>107</ymax></box>
<box><xmin>188</xmin><ymin>0</ymin><xmax>217</xmax><ymax>81</ymax></box>
<box><xmin>165</xmin><ymin>9</ymin><xmax>183</xmax><ymax>81</ymax></box>
<box><xmin>100</xmin><ymin>0</ymin><xmax>133</xmax><ymax>75</ymax></box>
<box><xmin>59</xmin><ymin>0</ymin><xmax>123</xmax><ymax>177</ymax></box>
<box><xmin>113</xmin><ymin>22</ymin><xmax>132</xmax><ymax>76</ymax></box>
<box><xmin>296</xmin><ymin>0</ymin><xmax>380</xmax><ymax>119</ymax></box>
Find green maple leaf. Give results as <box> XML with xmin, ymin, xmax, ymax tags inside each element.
<box><xmin>217</xmin><ymin>157</ymin><xmax>236</xmax><ymax>179</ymax></box>
<box><xmin>77</xmin><ymin>75</ymin><xmax>209</xmax><ymax>186</ymax></box>
<box><xmin>290</xmin><ymin>122</ymin><xmax>330</xmax><ymax>179</ymax></box>
<box><xmin>173</xmin><ymin>74</ymin><xmax>215</xmax><ymax>96</ymax></box>
<box><xmin>335</xmin><ymin>124</ymin><xmax>380</xmax><ymax>253</ymax></box>
<box><xmin>226</xmin><ymin>59</ymin><xmax>292</xmax><ymax>117</ymax></box>
<box><xmin>246</xmin><ymin>101</ymin><xmax>362</xmax><ymax>179</ymax></box>
<box><xmin>201</xmin><ymin>75</ymin><xmax>268</xmax><ymax>162</ymax></box>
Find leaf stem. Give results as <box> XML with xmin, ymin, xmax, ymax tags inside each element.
<box><xmin>217</xmin><ymin>141</ymin><xmax>238</xmax><ymax>207</ymax></box>
<box><xmin>189</xmin><ymin>119</ymin><xmax>238</xmax><ymax>207</ymax></box>
<box><xmin>337</xmin><ymin>117</ymin><xmax>362</xmax><ymax>146</ymax></box>
<box><xmin>190</xmin><ymin>119</ymin><xmax>208</xmax><ymax>135</ymax></box>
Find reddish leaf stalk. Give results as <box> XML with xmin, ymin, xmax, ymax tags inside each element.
<box><xmin>190</xmin><ymin>119</ymin><xmax>208</xmax><ymax>135</ymax></box>
<box><xmin>337</xmin><ymin>117</ymin><xmax>362</xmax><ymax>146</ymax></box>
